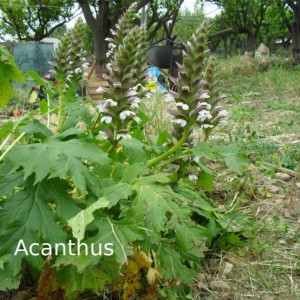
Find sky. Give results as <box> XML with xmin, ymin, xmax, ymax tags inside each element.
<box><xmin>182</xmin><ymin>0</ymin><xmax>221</xmax><ymax>17</ymax></box>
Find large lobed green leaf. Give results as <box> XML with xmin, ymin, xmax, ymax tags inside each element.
<box><xmin>5</xmin><ymin>138</ymin><xmax>110</xmax><ymax>192</ymax></box>
<box><xmin>0</xmin><ymin>177</ymin><xmax>80</xmax><ymax>284</ymax></box>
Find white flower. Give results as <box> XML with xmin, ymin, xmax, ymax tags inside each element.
<box><xmin>199</xmin><ymin>102</ymin><xmax>211</xmax><ymax>110</ymax></box>
<box><xmin>120</xmin><ymin>110</ymin><xmax>135</xmax><ymax>120</ymax></box>
<box><xmin>201</xmin><ymin>124</ymin><xmax>214</xmax><ymax>129</ymax></box>
<box><xmin>116</xmin><ymin>133</ymin><xmax>132</xmax><ymax>140</ymax></box>
<box><xmin>176</xmin><ymin>102</ymin><xmax>189</xmax><ymax>110</ymax></box>
<box><xmin>96</xmin><ymin>86</ymin><xmax>106</xmax><ymax>94</ymax></box>
<box><xmin>145</xmin><ymin>92</ymin><xmax>152</xmax><ymax>99</ymax></box>
<box><xmin>81</xmin><ymin>62</ymin><xmax>89</xmax><ymax>69</ymax></box>
<box><xmin>105</xmin><ymin>99</ymin><xmax>118</xmax><ymax>107</ymax></box>
<box><xmin>173</xmin><ymin>119</ymin><xmax>187</xmax><ymax>127</ymax></box>
<box><xmin>106</xmin><ymin>63</ymin><xmax>112</xmax><ymax>71</ymax></box>
<box><xmin>130</xmin><ymin>97</ymin><xmax>141</xmax><ymax>109</ymax></box>
<box><xmin>108</xmin><ymin>43</ymin><xmax>116</xmax><ymax>49</ymax></box>
<box><xmin>197</xmin><ymin>110</ymin><xmax>212</xmax><ymax>122</ymax></box>
<box><xmin>193</xmin><ymin>156</ymin><xmax>200</xmax><ymax>164</ymax></box>
<box><xmin>218</xmin><ymin>110</ymin><xmax>228</xmax><ymax>117</ymax></box>
<box><xmin>100</xmin><ymin>116</ymin><xmax>112</xmax><ymax>124</ymax></box>
<box><xmin>130</xmin><ymin>102</ymin><xmax>139</xmax><ymax>109</ymax></box>
<box><xmin>127</xmin><ymin>90</ymin><xmax>138</xmax><ymax>97</ymax></box>
<box><xmin>110</xmin><ymin>29</ymin><xmax>117</xmax><ymax>36</ymax></box>
<box><xmin>96</xmin><ymin>103</ymin><xmax>107</xmax><ymax>113</ymax></box>
<box><xmin>106</xmin><ymin>51</ymin><xmax>113</xmax><ymax>58</ymax></box>
<box><xmin>181</xmin><ymin>85</ymin><xmax>190</xmax><ymax>92</ymax></box>
<box><xmin>99</xmin><ymin>131</ymin><xmax>109</xmax><ymax>140</ymax></box>
<box><xmin>199</xmin><ymin>92</ymin><xmax>210</xmax><ymax>99</ymax></box>
<box><xmin>74</xmin><ymin>67</ymin><xmax>82</xmax><ymax>74</ymax></box>
<box><xmin>164</xmin><ymin>93</ymin><xmax>175</xmax><ymax>102</ymax></box>
<box><xmin>113</xmin><ymin>82</ymin><xmax>121</xmax><ymax>88</ymax></box>
<box><xmin>132</xmin><ymin>84</ymin><xmax>142</xmax><ymax>91</ymax></box>
<box><xmin>133</xmin><ymin>116</ymin><xmax>141</xmax><ymax>123</ymax></box>
<box><xmin>66</xmin><ymin>74</ymin><xmax>73</xmax><ymax>82</ymax></box>
<box><xmin>188</xmin><ymin>174</ymin><xmax>198</xmax><ymax>182</ymax></box>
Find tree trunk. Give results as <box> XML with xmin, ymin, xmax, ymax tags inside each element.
<box><xmin>92</xmin><ymin>25</ymin><xmax>110</xmax><ymax>75</ymax></box>
<box><xmin>222</xmin><ymin>36</ymin><xmax>229</xmax><ymax>58</ymax></box>
<box><xmin>291</xmin><ymin>4</ymin><xmax>300</xmax><ymax>63</ymax></box>
<box><xmin>246</xmin><ymin>32</ymin><xmax>256</xmax><ymax>56</ymax></box>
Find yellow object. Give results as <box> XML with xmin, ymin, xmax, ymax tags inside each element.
<box><xmin>28</xmin><ymin>90</ymin><xmax>38</xmax><ymax>103</ymax></box>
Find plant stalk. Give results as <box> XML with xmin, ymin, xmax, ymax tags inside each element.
<box><xmin>0</xmin><ymin>132</ymin><xmax>26</xmax><ymax>162</ymax></box>
<box><xmin>147</xmin><ymin>127</ymin><xmax>190</xmax><ymax>167</ymax></box>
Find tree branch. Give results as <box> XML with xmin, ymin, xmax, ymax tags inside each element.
<box><xmin>77</xmin><ymin>0</ymin><xmax>97</xmax><ymax>31</ymax></box>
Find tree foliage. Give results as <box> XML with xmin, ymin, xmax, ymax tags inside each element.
<box><xmin>0</xmin><ymin>0</ymin><xmax>76</xmax><ymax>41</ymax></box>
<box><xmin>173</xmin><ymin>4</ymin><xmax>205</xmax><ymax>42</ymax></box>
<box><xmin>207</xmin><ymin>0</ymin><xmax>273</xmax><ymax>53</ymax></box>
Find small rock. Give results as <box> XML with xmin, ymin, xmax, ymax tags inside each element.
<box><xmin>209</xmin><ymin>280</ymin><xmax>230</xmax><ymax>292</ymax></box>
<box><xmin>278</xmin><ymin>239</ymin><xmax>287</xmax><ymax>245</ymax></box>
<box><xmin>220</xmin><ymin>262</ymin><xmax>234</xmax><ymax>275</ymax></box>
<box><xmin>296</xmin><ymin>182</ymin><xmax>300</xmax><ymax>189</ymax></box>
<box><xmin>283</xmin><ymin>211</ymin><xmax>291</xmax><ymax>218</ymax></box>
<box><xmin>195</xmin><ymin>273</ymin><xmax>206</xmax><ymax>282</ymax></box>
<box><xmin>275</xmin><ymin>172</ymin><xmax>290</xmax><ymax>181</ymax></box>
<box><xmin>266</xmin><ymin>185</ymin><xmax>280</xmax><ymax>193</ymax></box>
<box><xmin>293</xmin><ymin>243</ymin><xmax>300</xmax><ymax>250</ymax></box>
<box><xmin>274</xmin><ymin>179</ymin><xmax>288</xmax><ymax>186</ymax></box>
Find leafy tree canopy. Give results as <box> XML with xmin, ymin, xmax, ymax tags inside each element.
<box><xmin>0</xmin><ymin>0</ymin><xmax>78</xmax><ymax>41</ymax></box>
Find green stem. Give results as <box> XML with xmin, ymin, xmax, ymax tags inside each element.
<box><xmin>157</xmin><ymin>153</ymin><xmax>192</xmax><ymax>171</ymax></box>
<box><xmin>0</xmin><ymin>132</ymin><xmax>26</xmax><ymax>162</ymax></box>
<box><xmin>0</xmin><ymin>134</ymin><xmax>12</xmax><ymax>152</ymax></box>
<box><xmin>57</xmin><ymin>90</ymin><xmax>64</xmax><ymax>131</ymax></box>
<box><xmin>147</xmin><ymin>127</ymin><xmax>190</xmax><ymax>167</ymax></box>
<box><xmin>46</xmin><ymin>94</ymin><xmax>51</xmax><ymax>129</ymax></box>
<box><xmin>91</xmin><ymin>113</ymin><xmax>101</xmax><ymax>133</ymax></box>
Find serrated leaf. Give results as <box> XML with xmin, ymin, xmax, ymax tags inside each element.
<box><xmin>103</xmin><ymin>182</ymin><xmax>133</xmax><ymax>207</ymax></box>
<box><xmin>0</xmin><ymin>171</ymin><xmax>24</xmax><ymax>196</ymax></box>
<box><xmin>175</xmin><ymin>220</ymin><xmax>208</xmax><ymax>251</ymax></box>
<box><xmin>121</xmin><ymin>163</ymin><xmax>147</xmax><ymax>184</ymax></box>
<box><xmin>68</xmin><ymin>198</ymin><xmax>110</xmax><ymax>240</ymax></box>
<box><xmin>88</xmin><ymin>217</ymin><xmax>146</xmax><ymax>263</ymax></box>
<box><xmin>0</xmin><ymin>178</ymin><xmax>67</xmax><ymax>256</ymax></box>
<box><xmin>0</xmin><ymin>254</ymin><xmax>10</xmax><ymax>270</ymax></box>
<box><xmin>159</xmin><ymin>242</ymin><xmax>195</xmax><ymax>283</ymax></box>
<box><xmin>216</xmin><ymin>144</ymin><xmax>248</xmax><ymax>174</ymax></box>
<box><xmin>120</xmin><ymin>138</ymin><xmax>147</xmax><ymax>163</ymax></box>
<box><xmin>192</xmin><ymin>142</ymin><xmax>216</xmax><ymax>159</ymax></box>
<box><xmin>56</xmin><ymin>265</ymin><xmax>110</xmax><ymax>299</ymax></box>
<box><xmin>0</xmin><ymin>263</ymin><xmax>20</xmax><ymax>291</ymax></box>
<box><xmin>6</xmin><ymin>138</ymin><xmax>110</xmax><ymax>191</ymax></box>
<box><xmin>198</xmin><ymin>162</ymin><xmax>215</xmax><ymax>192</ymax></box>
<box><xmin>20</xmin><ymin>119</ymin><xmax>53</xmax><ymax>140</ymax></box>
<box><xmin>61</xmin><ymin>102</ymin><xmax>93</xmax><ymax>130</ymax></box>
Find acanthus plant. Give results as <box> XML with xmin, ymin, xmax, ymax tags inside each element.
<box><xmin>0</xmin><ymin>6</ymin><xmax>249</xmax><ymax>300</ymax></box>
<box><xmin>93</xmin><ymin>4</ymin><xmax>148</xmax><ymax>145</ymax></box>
